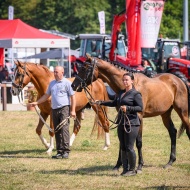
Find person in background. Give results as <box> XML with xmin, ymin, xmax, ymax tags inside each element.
<box><xmin>142</xmin><ymin>59</ymin><xmax>149</xmax><ymax>68</ymax></box>
<box><xmin>30</xmin><ymin>66</ymin><xmax>76</xmax><ymax>159</ymax></box>
<box><xmin>96</xmin><ymin>72</ymin><xmax>143</xmax><ymax>176</ymax></box>
<box><xmin>0</xmin><ymin>65</ymin><xmax>6</xmax><ymax>102</ymax></box>
<box><xmin>0</xmin><ymin>65</ymin><xmax>7</xmax><ymax>83</ymax></box>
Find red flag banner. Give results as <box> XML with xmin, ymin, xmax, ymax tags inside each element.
<box><xmin>126</xmin><ymin>0</ymin><xmax>141</xmax><ymax>66</ymax></box>
<box><xmin>141</xmin><ymin>0</ymin><xmax>165</xmax><ymax>48</ymax></box>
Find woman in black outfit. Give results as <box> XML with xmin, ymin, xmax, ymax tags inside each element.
<box><xmin>97</xmin><ymin>72</ymin><xmax>143</xmax><ymax>176</ymax></box>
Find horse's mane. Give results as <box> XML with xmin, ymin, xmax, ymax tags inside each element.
<box><xmin>94</xmin><ymin>57</ymin><xmax>157</xmax><ymax>78</ymax></box>
<box><xmin>37</xmin><ymin>64</ymin><xmax>53</xmax><ymax>76</ymax></box>
<box><xmin>95</xmin><ymin>57</ymin><xmax>140</xmax><ymax>74</ymax></box>
<box><xmin>25</xmin><ymin>62</ymin><xmax>53</xmax><ymax>77</ymax></box>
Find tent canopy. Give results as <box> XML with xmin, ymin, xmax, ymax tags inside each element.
<box><xmin>0</xmin><ymin>19</ymin><xmax>70</xmax><ymax>48</ymax></box>
<box><xmin>23</xmin><ymin>49</ymin><xmax>79</xmax><ymax>59</ymax></box>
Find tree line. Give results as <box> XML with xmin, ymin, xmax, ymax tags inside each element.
<box><xmin>0</xmin><ymin>0</ymin><xmax>189</xmax><ymax>48</ymax></box>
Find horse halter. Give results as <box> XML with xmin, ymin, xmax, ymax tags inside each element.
<box><xmin>12</xmin><ymin>63</ymin><xmax>29</xmax><ymax>94</ymax></box>
<box><xmin>75</xmin><ymin>62</ymin><xmax>95</xmax><ymax>89</ymax></box>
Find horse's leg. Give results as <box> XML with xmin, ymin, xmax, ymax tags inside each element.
<box><xmin>91</xmin><ymin>104</ymin><xmax>110</xmax><ymax>150</ymax></box>
<box><xmin>46</xmin><ymin>112</ymin><xmax>54</xmax><ymax>155</ymax></box>
<box><xmin>90</xmin><ymin>113</ymin><xmax>105</xmax><ymax>139</ymax></box>
<box><xmin>174</xmin><ymin>104</ymin><xmax>190</xmax><ymax>140</ymax></box>
<box><xmin>36</xmin><ymin>112</ymin><xmax>50</xmax><ymax>149</ymax></box>
<box><xmin>70</xmin><ymin>110</ymin><xmax>82</xmax><ymax>146</ymax></box>
<box><xmin>136</xmin><ymin>123</ymin><xmax>144</xmax><ymax>173</ymax></box>
<box><xmin>161</xmin><ymin>108</ymin><xmax>177</xmax><ymax>168</ymax></box>
<box><xmin>113</xmin><ymin>144</ymin><xmax>122</xmax><ymax>171</ymax></box>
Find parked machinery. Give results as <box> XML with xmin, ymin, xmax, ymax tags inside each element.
<box><xmin>142</xmin><ymin>39</ymin><xmax>190</xmax><ymax>82</ymax></box>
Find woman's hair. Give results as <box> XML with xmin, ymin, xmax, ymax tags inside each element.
<box><xmin>123</xmin><ymin>72</ymin><xmax>134</xmax><ymax>80</ymax></box>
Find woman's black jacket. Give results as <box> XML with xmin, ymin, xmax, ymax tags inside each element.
<box><xmin>100</xmin><ymin>88</ymin><xmax>143</xmax><ymax>126</ymax></box>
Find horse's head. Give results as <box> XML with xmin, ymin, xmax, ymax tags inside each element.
<box><xmin>11</xmin><ymin>61</ymin><xmax>31</xmax><ymax>96</ymax></box>
<box><xmin>71</xmin><ymin>55</ymin><xmax>99</xmax><ymax>92</ymax></box>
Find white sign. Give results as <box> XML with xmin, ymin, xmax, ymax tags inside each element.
<box><xmin>98</xmin><ymin>11</ymin><xmax>105</xmax><ymax>34</ymax></box>
<box><xmin>8</xmin><ymin>6</ymin><xmax>14</xmax><ymax>20</ymax></box>
<box><xmin>141</xmin><ymin>0</ymin><xmax>165</xmax><ymax>48</ymax></box>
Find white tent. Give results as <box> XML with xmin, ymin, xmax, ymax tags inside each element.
<box><xmin>0</xmin><ymin>19</ymin><xmax>70</xmax><ymax>48</ymax></box>
<box><xmin>0</xmin><ymin>19</ymin><xmax>71</xmax><ymax>77</ymax></box>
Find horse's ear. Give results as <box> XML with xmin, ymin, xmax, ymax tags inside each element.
<box><xmin>15</xmin><ymin>60</ymin><xmax>23</xmax><ymax>67</ymax></box>
<box><xmin>85</xmin><ymin>53</ymin><xmax>93</xmax><ymax>62</ymax></box>
<box><xmin>14</xmin><ymin>60</ymin><xmax>19</xmax><ymax>66</ymax></box>
<box><xmin>86</xmin><ymin>53</ymin><xmax>91</xmax><ymax>59</ymax></box>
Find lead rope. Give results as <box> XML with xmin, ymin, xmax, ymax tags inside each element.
<box><xmin>54</xmin><ymin>116</ymin><xmax>81</xmax><ymax>133</ymax></box>
<box><xmin>17</xmin><ymin>97</ymin><xmax>54</xmax><ymax>133</ymax></box>
<box><xmin>18</xmin><ymin>96</ymin><xmax>81</xmax><ymax>133</ymax></box>
<box><xmin>54</xmin><ymin>116</ymin><xmax>70</xmax><ymax>133</ymax></box>
<box><xmin>34</xmin><ymin>106</ymin><xmax>54</xmax><ymax>132</ymax></box>
<box><xmin>104</xmin><ymin>107</ymin><xmax>132</xmax><ymax>133</ymax></box>
<box><xmin>123</xmin><ymin>112</ymin><xmax>132</xmax><ymax>133</ymax></box>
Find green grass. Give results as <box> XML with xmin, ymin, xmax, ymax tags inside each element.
<box><xmin>0</xmin><ymin>109</ymin><xmax>190</xmax><ymax>190</ymax></box>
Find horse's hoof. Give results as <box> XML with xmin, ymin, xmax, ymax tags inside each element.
<box><xmin>46</xmin><ymin>147</ymin><xmax>54</xmax><ymax>155</ymax></box>
<box><xmin>112</xmin><ymin>166</ymin><xmax>120</xmax><ymax>172</ymax></box>
<box><xmin>103</xmin><ymin>146</ymin><xmax>108</xmax><ymax>150</ymax></box>
<box><xmin>163</xmin><ymin>164</ymin><xmax>172</xmax><ymax>169</ymax></box>
<box><xmin>46</xmin><ymin>151</ymin><xmax>52</xmax><ymax>156</ymax></box>
<box><xmin>136</xmin><ymin>169</ymin><xmax>142</xmax><ymax>174</ymax></box>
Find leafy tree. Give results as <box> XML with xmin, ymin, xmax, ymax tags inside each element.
<box><xmin>0</xmin><ymin>0</ymin><xmax>39</xmax><ymax>23</ymax></box>
<box><xmin>0</xmin><ymin>0</ymin><xmax>189</xmax><ymax>43</ymax></box>
<box><xmin>160</xmin><ymin>0</ymin><xmax>190</xmax><ymax>40</ymax></box>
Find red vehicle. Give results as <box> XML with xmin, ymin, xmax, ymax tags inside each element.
<box><xmin>72</xmin><ymin>1</ymin><xmax>150</xmax><ymax>72</ymax></box>
<box><xmin>72</xmin><ymin>33</ymin><xmax>127</xmax><ymax>71</ymax></box>
<box><xmin>72</xmin><ymin>0</ymin><xmax>190</xmax><ymax>83</ymax></box>
<box><xmin>142</xmin><ymin>38</ymin><xmax>190</xmax><ymax>82</ymax></box>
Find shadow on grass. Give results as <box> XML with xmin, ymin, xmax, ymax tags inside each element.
<box><xmin>39</xmin><ymin>165</ymin><xmax>120</xmax><ymax>176</ymax></box>
<box><xmin>144</xmin><ymin>186</ymin><xmax>190</xmax><ymax>189</ymax></box>
<box><xmin>0</xmin><ymin>149</ymin><xmax>48</xmax><ymax>158</ymax></box>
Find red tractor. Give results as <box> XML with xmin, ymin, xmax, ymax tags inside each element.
<box><xmin>142</xmin><ymin>38</ymin><xmax>190</xmax><ymax>83</ymax></box>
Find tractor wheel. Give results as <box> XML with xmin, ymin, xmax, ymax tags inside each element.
<box><xmin>172</xmin><ymin>71</ymin><xmax>188</xmax><ymax>83</ymax></box>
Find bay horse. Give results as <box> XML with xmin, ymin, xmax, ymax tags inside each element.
<box><xmin>71</xmin><ymin>55</ymin><xmax>190</xmax><ymax>172</ymax></box>
<box><xmin>11</xmin><ymin>61</ymin><xmax>110</xmax><ymax>154</ymax></box>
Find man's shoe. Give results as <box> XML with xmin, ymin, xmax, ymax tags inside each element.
<box><xmin>62</xmin><ymin>152</ymin><xmax>69</xmax><ymax>159</ymax></box>
<box><xmin>52</xmin><ymin>153</ymin><xmax>63</xmax><ymax>159</ymax></box>
<box><xmin>122</xmin><ymin>170</ymin><xmax>136</xmax><ymax>176</ymax></box>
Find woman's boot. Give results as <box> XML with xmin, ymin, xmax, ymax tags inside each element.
<box><xmin>120</xmin><ymin>150</ymin><xmax>128</xmax><ymax>175</ymax></box>
<box><xmin>122</xmin><ymin>150</ymin><xmax>136</xmax><ymax>176</ymax></box>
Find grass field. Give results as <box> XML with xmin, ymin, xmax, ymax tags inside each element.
<box><xmin>0</xmin><ymin>108</ymin><xmax>190</xmax><ymax>190</ymax></box>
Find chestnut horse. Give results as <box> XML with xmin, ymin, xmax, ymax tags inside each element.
<box><xmin>11</xmin><ymin>61</ymin><xmax>110</xmax><ymax>154</ymax></box>
<box><xmin>71</xmin><ymin>55</ymin><xmax>190</xmax><ymax>172</ymax></box>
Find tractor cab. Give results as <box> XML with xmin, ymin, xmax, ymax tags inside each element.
<box><xmin>142</xmin><ymin>39</ymin><xmax>181</xmax><ymax>73</ymax></box>
<box><xmin>77</xmin><ymin>34</ymin><xmax>126</xmax><ymax>61</ymax></box>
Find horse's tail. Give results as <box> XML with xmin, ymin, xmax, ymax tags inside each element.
<box><xmin>177</xmin><ymin>82</ymin><xmax>190</xmax><ymax>138</ymax></box>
